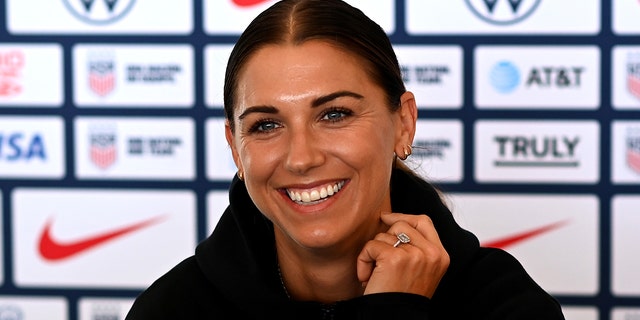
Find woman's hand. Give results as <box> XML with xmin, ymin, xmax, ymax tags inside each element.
<box><xmin>356</xmin><ymin>212</ymin><xmax>450</xmax><ymax>298</ymax></box>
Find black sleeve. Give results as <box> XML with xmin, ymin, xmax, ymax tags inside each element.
<box><xmin>432</xmin><ymin>248</ymin><xmax>566</xmax><ymax>320</ymax></box>
<box><xmin>125</xmin><ymin>256</ymin><xmax>224</xmax><ymax>320</ymax></box>
<box><xmin>336</xmin><ymin>292</ymin><xmax>432</xmax><ymax>319</ymax></box>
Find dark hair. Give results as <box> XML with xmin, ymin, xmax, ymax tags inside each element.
<box><xmin>223</xmin><ymin>0</ymin><xmax>406</xmax><ymax>133</ymax></box>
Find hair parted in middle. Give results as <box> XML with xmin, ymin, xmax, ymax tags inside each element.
<box><xmin>223</xmin><ymin>0</ymin><xmax>406</xmax><ymax>133</ymax></box>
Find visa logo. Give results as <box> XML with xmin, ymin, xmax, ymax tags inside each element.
<box><xmin>0</xmin><ymin>133</ymin><xmax>46</xmax><ymax>161</ymax></box>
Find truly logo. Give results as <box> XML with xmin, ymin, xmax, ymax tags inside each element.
<box><xmin>474</xmin><ymin>120</ymin><xmax>600</xmax><ymax>183</ymax></box>
<box><xmin>493</xmin><ymin>135</ymin><xmax>581</xmax><ymax>168</ymax></box>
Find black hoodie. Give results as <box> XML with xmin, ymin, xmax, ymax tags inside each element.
<box><xmin>126</xmin><ymin>169</ymin><xmax>565</xmax><ymax>319</ymax></box>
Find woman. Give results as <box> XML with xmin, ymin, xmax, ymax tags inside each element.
<box><xmin>126</xmin><ymin>0</ymin><xmax>565</xmax><ymax>318</ymax></box>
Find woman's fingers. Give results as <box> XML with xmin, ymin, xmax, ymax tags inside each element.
<box><xmin>356</xmin><ymin>212</ymin><xmax>450</xmax><ymax>298</ymax></box>
<box><xmin>381</xmin><ymin>211</ymin><xmax>442</xmax><ymax>245</ymax></box>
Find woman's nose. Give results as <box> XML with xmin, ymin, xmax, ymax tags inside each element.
<box><xmin>284</xmin><ymin>127</ymin><xmax>325</xmax><ymax>175</ymax></box>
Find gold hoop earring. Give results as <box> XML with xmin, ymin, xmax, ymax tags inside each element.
<box><xmin>400</xmin><ymin>144</ymin><xmax>412</xmax><ymax>160</ymax></box>
<box><xmin>238</xmin><ymin>171</ymin><xmax>244</xmax><ymax>181</ymax></box>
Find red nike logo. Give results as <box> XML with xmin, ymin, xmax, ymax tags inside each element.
<box><xmin>232</xmin><ymin>0</ymin><xmax>270</xmax><ymax>7</ymax></box>
<box><xmin>481</xmin><ymin>220</ymin><xmax>570</xmax><ymax>249</ymax></box>
<box><xmin>38</xmin><ymin>215</ymin><xmax>166</xmax><ymax>261</ymax></box>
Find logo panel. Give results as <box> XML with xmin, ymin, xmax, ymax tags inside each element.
<box><xmin>207</xmin><ymin>191</ymin><xmax>229</xmax><ymax>235</ymax></box>
<box><xmin>7</xmin><ymin>0</ymin><xmax>192</xmax><ymax>34</ymax></box>
<box><xmin>474</xmin><ymin>120</ymin><xmax>600</xmax><ymax>183</ymax></box>
<box><xmin>204</xmin><ymin>45</ymin><xmax>234</xmax><ymax>108</ymax></box>
<box><xmin>12</xmin><ymin>188</ymin><xmax>196</xmax><ymax>288</ymax></box>
<box><xmin>205</xmin><ymin>117</ymin><xmax>239</xmax><ymax>181</ymax></box>
<box><xmin>0</xmin><ymin>297</ymin><xmax>67</xmax><ymax>320</ymax></box>
<box><xmin>0</xmin><ymin>116</ymin><xmax>65</xmax><ymax>179</ymax></box>
<box><xmin>612</xmin><ymin>308</ymin><xmax>640</xmax><ymax>320</ymax></box>
<box><xmin>73</xmin><ymin>45</ymin><xmax>194</xmax><ymax>107</ymax></box>
<box><xmin>475</xmin><ymin>46</ymin><xmax>600</xmax><ymax>109</ymax></box>
<box><xmin>612</xmin><ymin>0</ymin><xmax>640</xmax><ymax>34</ymax></box>
<box><xmin>203</xmin><ymin>0</ymin><xmax>394</xmax><ymax>35</ymax></box>
<box><xmin>74</xmin><ymin>117</ymin><xmax>195</xmax><ymax>180</ymax></box>
<box><xmin>0</xmin><ymin>44</ymin><xmax>63</xmax><ymax>107</ymax></box>
<box><xmin>394</xmin><ymin>45</ymin><xmax>463</xmax><ymax>109</ymax></box>
<box><xmin>448</xmin><ymin>193</ymin><xmax>599</xmax><ymax>295</ymax></box>
<box><xmin>406</xmin><ymin>0</ymin><xmax>600</xmax><ymax>34</ymax></box>
<box><xmin>611</xmin><ymin>121</ymin><xmax>640</xmax><ymax>184</ymax></box>
<box><xmin>612</xmin><ymin>195</ymin><xmax>640</xmax><ymax>296</ymax></box>
<box><xmin>411</xmin><ymin>120</ymin><xmax>463</xmax><ymax>183</ymax></box>
<box><xmin>561</xmin><ymin>307</ymin><xmax>598</xmax><ymax>320</ymax></box>
<box><xmin>612</xmin><ymin>46</ymin><xmax>640</xmax><ymax>110</ymax></box>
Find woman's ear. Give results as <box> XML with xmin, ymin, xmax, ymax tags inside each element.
<box><xmin>225</xmin><ymin>120</ymin><xmax>242</xmax><ymax>174</ymax></box>
<box><xmin>395</xmin><ymin>91</ymin><xmax>418</xmax><ymax>154</ymax></box>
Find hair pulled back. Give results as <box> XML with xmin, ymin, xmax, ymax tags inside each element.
<box><xmin>223</xmin><ymin>0</ymin><xmax>406</xmax><ymax>133</ymax></box>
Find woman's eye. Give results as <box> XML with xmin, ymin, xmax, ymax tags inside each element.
<box><xmin>322</xmin><ymin>108</ymin><xmax>351</xmax><ymax>121</ymax></box>
<box><xmin>249</xmin><ymin>120</ymin><xmax>281</xmax><ymax>133</ymax></box>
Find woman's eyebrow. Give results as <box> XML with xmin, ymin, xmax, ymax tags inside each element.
<box><xmin>238</xmin><ymin>105</ymin><xmax>278</xmax><ymax>120</ymax></box>
<box><xmin>312</xmin><ymin>90</ymin><xmax>364</xmax><ymax>107</ymax></box>
<box><xmin>238</xmin><ymin>90</ymin><xmax>364</xmax><ymax>120</ymax></box>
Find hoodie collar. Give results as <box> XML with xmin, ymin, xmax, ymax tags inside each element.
<box><xmin>195</xmin><ymin>168</ymin><xmax>479</xmax><ymax>306</ymax></box>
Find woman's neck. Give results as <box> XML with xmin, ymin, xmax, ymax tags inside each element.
<box><xmin>276</xmin><ymin>246</ymin><xmax>365</xmax><ymax>303</ymax></box>
<box><xmin>274</xmin><ymin>226</ymin><xmax>380</xmax><ymax>303</ymax></box>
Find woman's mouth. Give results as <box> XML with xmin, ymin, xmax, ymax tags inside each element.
<box><xmin>286</xmin><ymin>181</ymin><xmax>346</xmax><ymax>204</ymax></box>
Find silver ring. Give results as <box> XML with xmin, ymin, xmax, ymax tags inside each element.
<box><xmin>393</xmin><ymin>232</ymin><xmax>411</xmax><ymax>247</ymax></box>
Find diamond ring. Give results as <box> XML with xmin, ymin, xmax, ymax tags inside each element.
<box><xmin>393</xmin><ymin>232</ymin><xmax>411</xmax><ymax>247</ymax></box>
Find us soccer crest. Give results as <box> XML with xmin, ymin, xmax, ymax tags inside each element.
<box><xmin>89</xmin><ymin>126</ymin><xmax>117</xmax><ymax>169</ymax></box>
<box><xmin>627</xmin><ymin>127</ymin><xmax>640</xmax><ymax>174</ymax></box>
<box><xmin>88</xmin><ymin>51</ymin><xmax>116</xmax><ymax>97</ymax></box>
<box><xmin>627</xmin><ymin>52</ymin><xmax>640</xmax><ymax>100</ymax></box>
<box><xmin>0</xmin><ymin>50</ymin><xmax>25</xmax><ymax>97</ymax></box>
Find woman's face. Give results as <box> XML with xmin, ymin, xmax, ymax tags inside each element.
<box><xmin>226</xmin><ymin>40</ymin><xmax>416</xmax><ymax>251</ymax></box>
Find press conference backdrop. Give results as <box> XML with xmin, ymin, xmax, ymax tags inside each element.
<box><xmin>0</xmin><ymin>0</ymin><xmax>638</xmax><ymax>319</ymax></box>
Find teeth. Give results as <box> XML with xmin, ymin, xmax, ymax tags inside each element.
<box><xmin>287</xmin><ymin>181</ymin><xmax>345</xmax><ymax>204</ymax></box>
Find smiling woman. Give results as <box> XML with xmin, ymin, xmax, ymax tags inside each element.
<box><xmin>125</xmin><ymin>0</ymin><xmax>566</xmax><ymax>319</ymax></box>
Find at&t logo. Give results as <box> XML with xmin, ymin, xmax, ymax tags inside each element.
<box><xmin>63</xmin><ymin>0</ymin><xmax>136</xmax><ymax>25</ymax></box>
<box><xmin>490</xmin><ymin>61</ymin><xmax>520</xmax><ymax>93</ymax></box>
<box><xmin>465</xmin><ymin>0</ymin><xmax>541</xmax><ymax>25</ymax></box>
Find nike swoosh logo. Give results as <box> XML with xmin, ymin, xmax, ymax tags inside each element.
<box><xmin>38</xmin><ymin>215</ymin><xmax>166</xmax><ymax>261</ymax></box>
<box><xmin>481</xmin><ymin>220</ymin><xmax>569</xmax><ymax>249</ymax></box>
<box><xmin>232</xmin><ymin>0</ymin><xmax>270</xmax><ymax>7</ymax></box>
